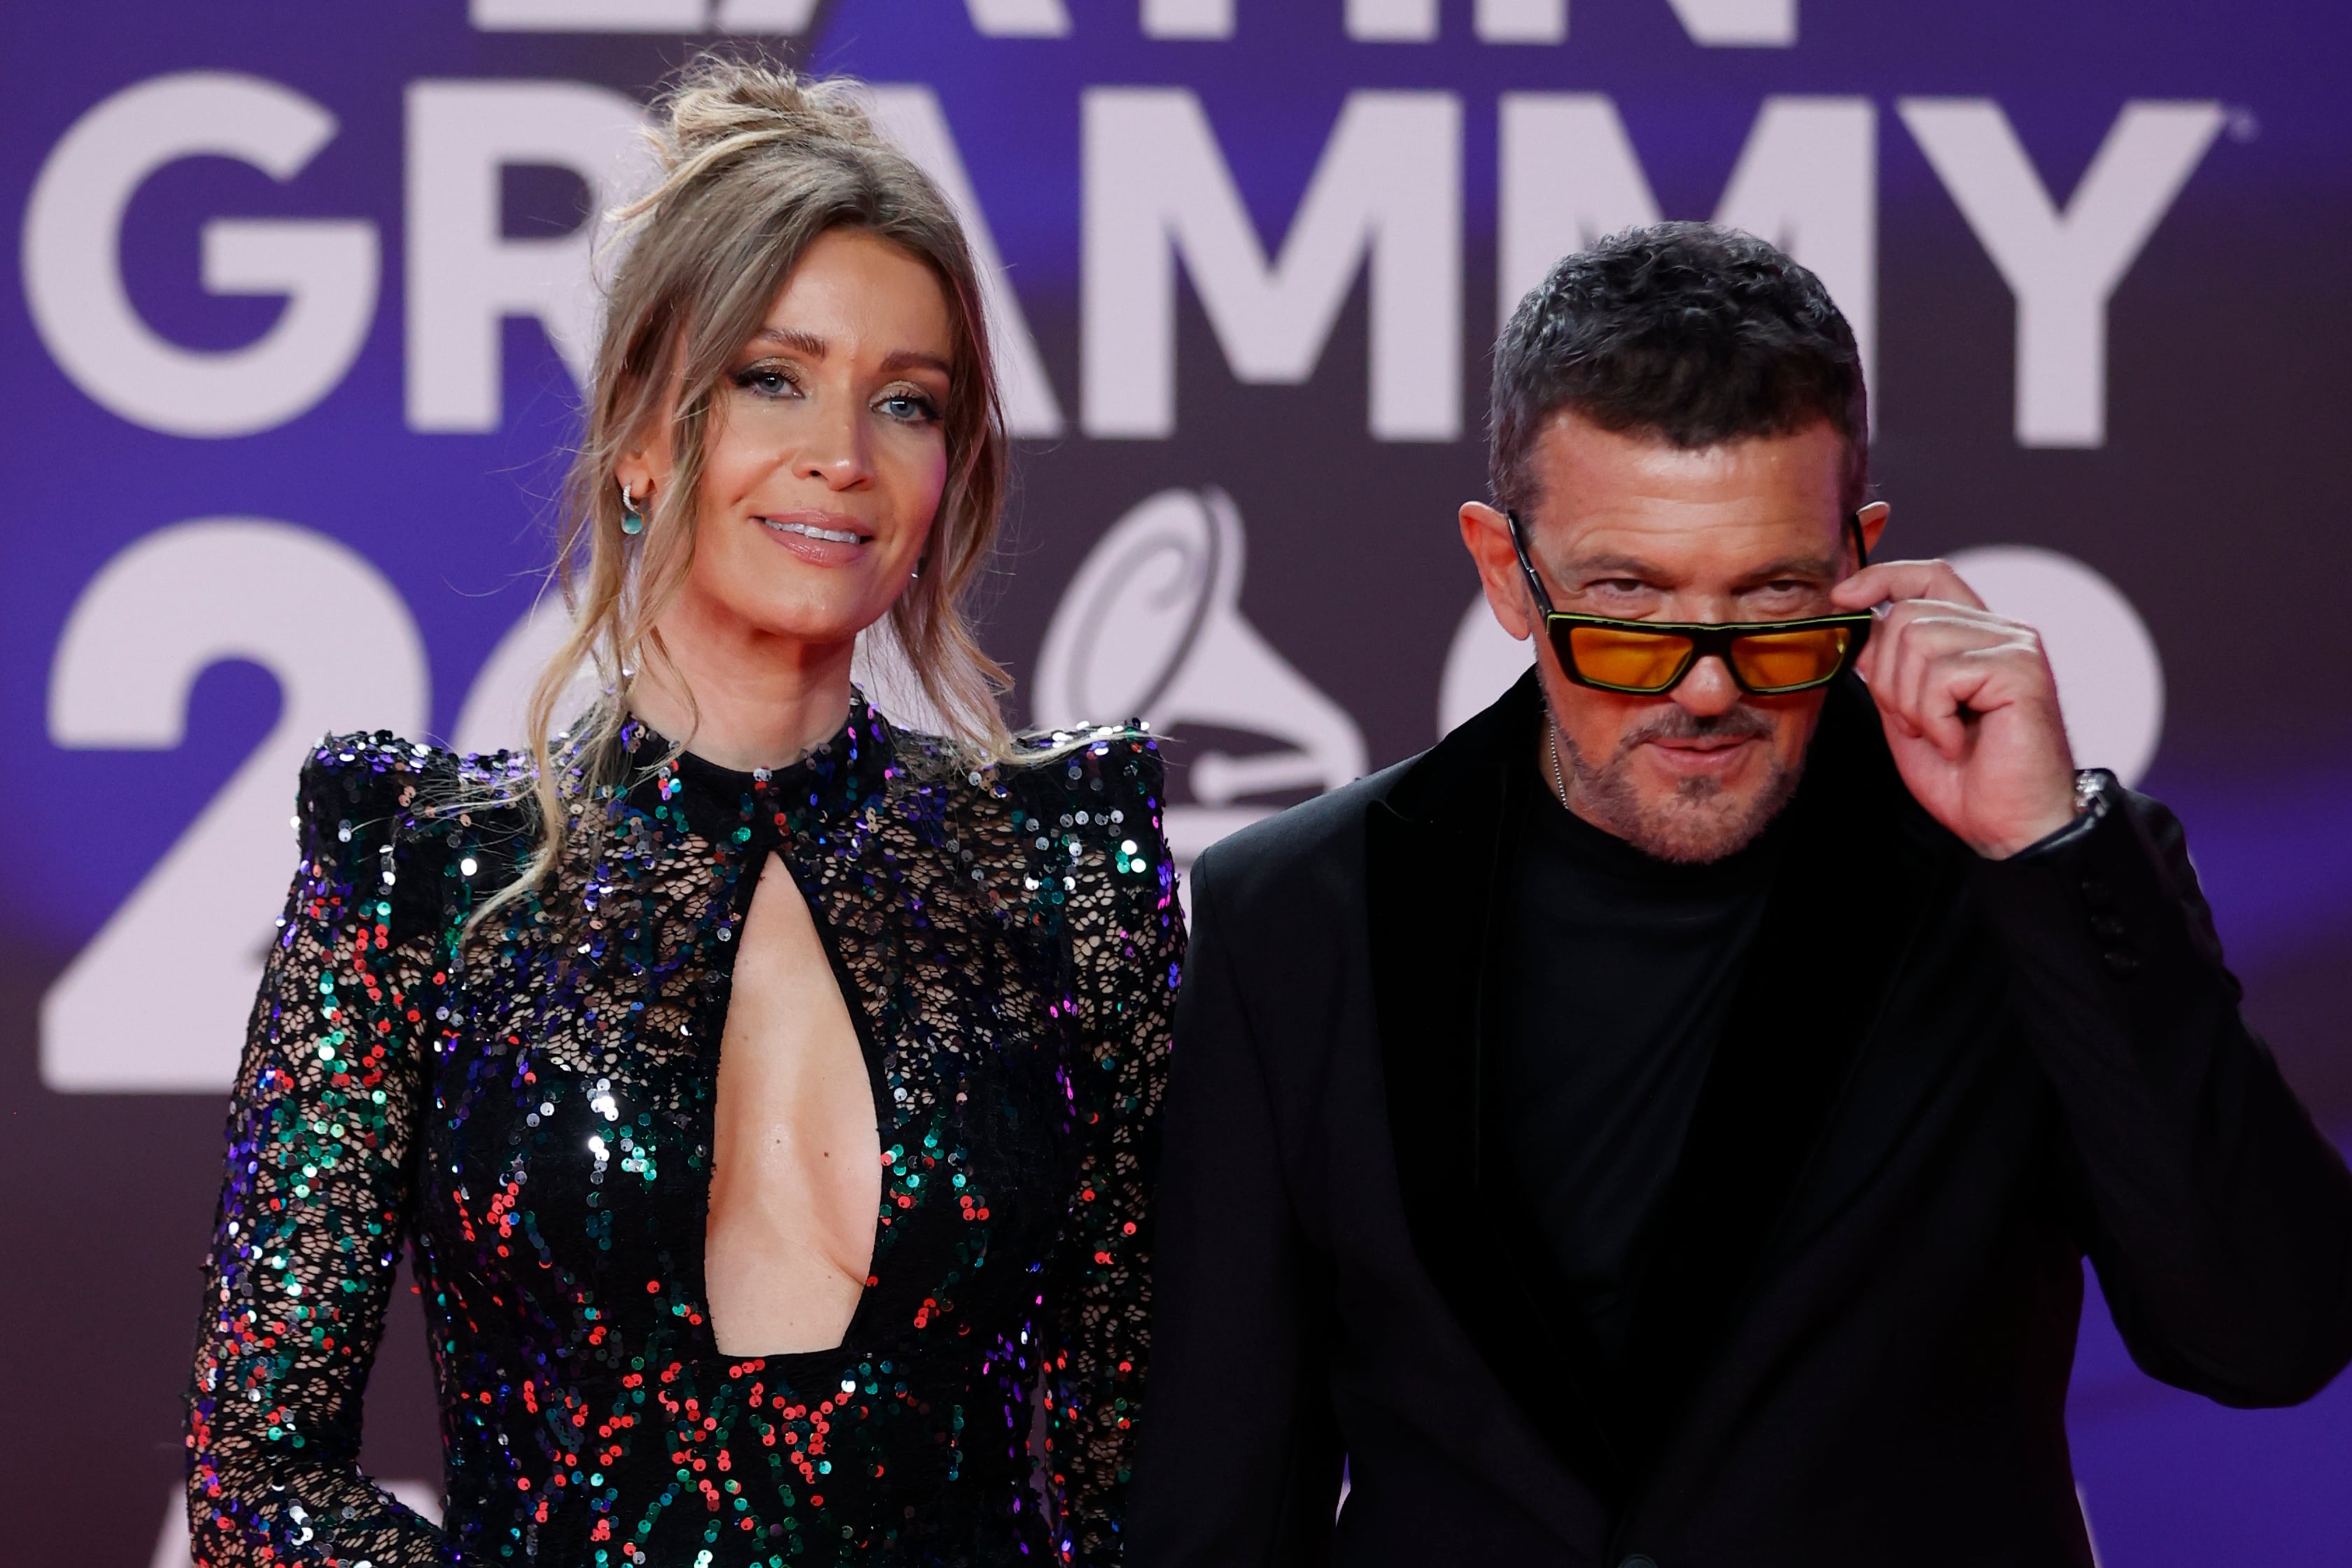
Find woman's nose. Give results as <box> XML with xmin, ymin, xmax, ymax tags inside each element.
<box><xmin>794</xmin><ymin>393</ymin><xmax>873</xmax><ymax>489</ymax></box>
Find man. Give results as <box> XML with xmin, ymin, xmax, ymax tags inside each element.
<box><xmin>1123</xmin><ymin>223</ymin><xmax>2352</xmax><ymax>1566</ymax></box>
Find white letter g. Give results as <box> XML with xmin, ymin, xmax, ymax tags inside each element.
<box><xmin>22</xmin><ymin>71</ymin><xmax>378</xmax><ymax>438</ymax></box>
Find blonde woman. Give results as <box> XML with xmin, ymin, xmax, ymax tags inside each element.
<box><xmin>185</xmin><ymin>61</ymin><xmax>1181</xmax><ymax>1567</ymax></box>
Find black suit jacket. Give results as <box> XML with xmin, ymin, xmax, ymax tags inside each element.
<box><xmin>1125</xmin><ymin>671</ymin><xmax>2352</xmax><ymax>1567</ymax></box>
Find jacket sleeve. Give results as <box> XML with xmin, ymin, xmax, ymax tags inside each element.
<box><xmin>1125</xmin><ymin>845</ymin><xmax>1344</xmax><ymax>1568</ymax></box>
<box><xmin>1046</xmin><ymin>733</ymin><xmax>1186</xmax><ymax>1565</ymax></box>
<box><xmin>186</xmin><ymin>736</ymin><xmax>453</xmax><ymax>1565</ymax></box>
<box><xmin>1970</xmin><ymin>772</ymin><xmax>2352</xmax><ymax>1406</ymax></box>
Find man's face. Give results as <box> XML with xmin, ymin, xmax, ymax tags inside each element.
<box><xmin>1460</xmin><ymin>410</ymin><xmax>1876</xmax><ymax>863</ymax></box>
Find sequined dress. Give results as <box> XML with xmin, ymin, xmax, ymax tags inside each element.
<box><xmin>185</xmin><ymin>698</ymin><xmax>1183</xmax><ymax>1567</ymax></box>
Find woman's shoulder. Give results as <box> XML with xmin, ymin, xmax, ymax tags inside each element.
<box><xmin>297</xmin><ymin>730</ymin><xmax>535</xmax><ymax>842</ymax></box>
<box><xmin>998</xmin><ymin>722</ymin><xmax>1176</xmax><ymax>884</ymax></box>
<box><xmin>894</xmin><ymin>720</ymin><xmax>1166</xmax><ymax>835</ymax></box>
<box><xmin>882</xmin><ymin>716</ymin><xmax>1173</xmax><ymax>874</ymax></box>
<box><xmin>1004</xmin><ymin>723</ymin><xmax>1169</xmax><ymax>821</ymax></box>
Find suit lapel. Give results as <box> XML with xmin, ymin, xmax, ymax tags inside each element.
<box><xmin>1757</xmin><ymin>781</ymin><xmax>1997</xmax><ymax>1269</ymax></box>
<box><xmin>1619</xmin><ymin>677</ymin><xmax>1943</xmax><ymax>1460</ymax></box>
<box><xmin>1366</xmin><ymin>671</ymin><xmax>1629</xmax><ymax>1497</ymax></box>
<box><xmin>1367</xmin><ymin>672</ymin><xmax>1983</xmax><ymax>1497</ymax></box>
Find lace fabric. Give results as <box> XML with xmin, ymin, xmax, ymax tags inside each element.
<box><xmin>186</xmin><ymin>698</ymin><xmax>1183</xmax><ymax>1567</ymax></box>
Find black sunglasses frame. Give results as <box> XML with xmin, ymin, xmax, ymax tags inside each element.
<box><xmin>1504</xmin><ymin>508</ymin><xmax>1878</xmax><ymax>697</ymax></box>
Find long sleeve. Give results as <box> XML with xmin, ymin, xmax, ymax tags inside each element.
<box><xmin>186</xmin><ymin>738</ymin><xmax>453</xmax><ymax>1565</ymax></box>
<box><xmin>1123</xmin><ymin>847</ymin><xmax>1343</xmax><ymax>1568</ymax></box>
<box><xmin>1043</xmin><ymin>735</ymin><xmax>1185</xmax><ymax>1565</ymax></box>
<box><xmin>1970</xmin><ymin>773</ymin><xmax>2352</xmax><ymax>1406</ymax></box>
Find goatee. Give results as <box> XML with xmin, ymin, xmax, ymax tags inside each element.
<box><xmin>1553</xmin><ymin>705</ymin><xmax>1801</xmax><ymax>864</ymax></box>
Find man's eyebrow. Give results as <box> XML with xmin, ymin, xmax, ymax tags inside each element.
<box><xmin>1734</xmin><ymin>555</ymin><xmax>1843</xmax><ymax>585</ymax></box>
<box><xmin>1559</xmin><ymin>552</ymin><xmax>1677</xmax><ymax>582</ymax></box>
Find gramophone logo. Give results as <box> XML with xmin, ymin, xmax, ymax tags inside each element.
<box><xmin>1034</xmin><ymin>486</ymin><xmax>1368</xmax><ymax>870</ymax></box>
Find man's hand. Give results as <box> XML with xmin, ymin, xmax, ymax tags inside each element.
<box><xmin>1830</xmin><ymin>560</ymin><xmax>2077</xmax><ymax>859</ymax></box>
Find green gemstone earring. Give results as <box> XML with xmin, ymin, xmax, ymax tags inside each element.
<box><xmin>619</xmin><ymin>480</ymin><xmax>646</xmax><ymax>537</ymax></box>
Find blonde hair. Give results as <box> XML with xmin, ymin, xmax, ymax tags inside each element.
<box><xmin>477</xmin><ymin>56</ymin><xmax>1015</xmax><ymax>919</ymax></box>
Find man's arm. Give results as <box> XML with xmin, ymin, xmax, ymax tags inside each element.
<box><xmin>1972</xmin><ymin>779</ymin><xmax>2352</xmax><ymax>1405</ymax></box>
<box><xmin>1125</xmin><ymin>849</ymin><xmax>1344</xmax><ymax>1567</ymax></box>
<box><xmin>1832</xmin><ymin>555</ymin><xmax>2352</xmax><ymax>1404</ymax></box>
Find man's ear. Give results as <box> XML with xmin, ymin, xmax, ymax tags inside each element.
<box><xmin>1460</xmin><ymin>501</ymin><xmax>1535</xmax><ymax>642</ymax></box>
<box><xmin>1857</xmin><ymin>499</ymin><xmax>1890</xmax><ymax>558</ymax></box>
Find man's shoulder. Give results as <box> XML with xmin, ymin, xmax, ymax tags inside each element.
<box><xmin>1190</xmin><ymin>752</ymin><xmax>1421</xmax><ymax>917</ymax></box>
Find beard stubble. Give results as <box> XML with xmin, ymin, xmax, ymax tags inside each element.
<box><xmin>1554</xmin><ymin>703</ymin><xmax>1803</xmax><ymax>864</ymax></box>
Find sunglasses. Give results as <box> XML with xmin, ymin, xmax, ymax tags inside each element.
<box><xmin>1505</xmin><ymin>509</ymin><xmax>1875</xmax><ymax>697</ymax></box>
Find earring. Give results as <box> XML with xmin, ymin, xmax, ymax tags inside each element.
<box><xmin>619</xmin><ymin>480</ymin><xmax>646</xmax><ymax>537</ymax></box>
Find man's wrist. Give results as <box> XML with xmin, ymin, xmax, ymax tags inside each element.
<box><xmin>2002</xmin><ymin>770</ymin><xmax>2113</xmax><ymax>861</ymax></box>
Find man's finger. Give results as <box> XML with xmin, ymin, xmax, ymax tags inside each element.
<box><xmin>1859</xmin><ymin>603</ymin><xmax>2002</xmax><ymax>698</ymax></box>
<box><xmin>1831</xmin><ymin>558</ymin><xmax>1987</xmax><ymax>612</ymax></box>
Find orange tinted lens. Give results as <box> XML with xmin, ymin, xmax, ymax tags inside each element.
<box><xmin>1565</xmin><ymin>625</ymin><xmax>1696</xmax><ymax>691</ymax></box>
<box><xmin>1729</xmin><ymin>626</ymin><xmax>1851</xmax><ymax>691</ymax></box>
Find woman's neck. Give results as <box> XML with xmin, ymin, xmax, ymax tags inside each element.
<box><xmin>631</xmin><ymin>601</ymin><xmax>857</xmax><ymax>774</ymax></box>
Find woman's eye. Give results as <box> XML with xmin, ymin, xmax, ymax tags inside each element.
<box><xmin>878</xmin><ymin>390</ymin><xmax>942</xmax><ymax>424</ymax></box>
<box><xmin>732</xmin><ymin>365</ymin><xmax>800</xmax><ymax>399</ymax></box>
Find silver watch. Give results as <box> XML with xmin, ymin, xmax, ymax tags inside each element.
<box><xmin>2072</xmin><ymin>769</ymin><xmax>2107</xmax><ymax>819</ymax></box>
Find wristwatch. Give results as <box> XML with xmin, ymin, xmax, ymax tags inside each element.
<box><xmin>2009</xmin><ymin>770</ymin><xmax>2111</xmax><ymax>860</ymax></box>
<box><xmin>2073</xmin><ymin>768</ymin><xmax>2111</xmax><ymax>821</ymax></box>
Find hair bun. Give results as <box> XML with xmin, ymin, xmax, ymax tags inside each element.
<box><xmin>655</xmin><ymin>57</ymin><xmax>880</xmax><ymax>173</ymax></box>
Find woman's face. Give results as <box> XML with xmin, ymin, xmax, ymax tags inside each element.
<box><xmin>633</xmin><ymin>226</ymin><xmax>957</xmax><ymax>654</ymax></box>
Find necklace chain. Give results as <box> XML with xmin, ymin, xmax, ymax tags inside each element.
<box><xmin>1545</xmin><ymin>716</ymin><xmax>1571</xmax><ymax>810</ymax></box>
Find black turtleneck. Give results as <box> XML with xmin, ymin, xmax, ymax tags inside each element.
<box><xmin>1496</xmin><ymin>763</ymin><xmax>1788</xmax><ymax>1362</ymax></box>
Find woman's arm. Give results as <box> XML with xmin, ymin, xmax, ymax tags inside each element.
<box><xmin>187</xmin><ymin>737</ymin><xmax>453</xmax><ymax>1566</ymax></box>
<box><xmin>1043</xmin><ymin>733</ymin><xmax>1185</xmax><ymax>1565</ymax></box>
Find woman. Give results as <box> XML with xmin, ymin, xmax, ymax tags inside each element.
<box><xmin>185</xmin><ymin>60</ymin><xmax>1181</xmax><ymax>1567</ymax></box>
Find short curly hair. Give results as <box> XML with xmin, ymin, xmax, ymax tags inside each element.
<box><xmin>1488</xmin><ymin>221</ymin><xmax>1868</xmax><ymax>518</ymax></box>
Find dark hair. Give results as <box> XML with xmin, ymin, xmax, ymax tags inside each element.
<box><xmin>1488</xmin><ymin>221</ymin><xmax>1868</xmax><ymax>517</ymax></box>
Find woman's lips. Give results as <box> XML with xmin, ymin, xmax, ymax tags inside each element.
<box><xmin>768</xmin><ymin>519</ymin><xmax>862</xmax><ymax>544</ymax></box>
<box><xmin>756</xmin><ymin>512</ymin><xmax>872</xmax><ymax>566</ymax></box>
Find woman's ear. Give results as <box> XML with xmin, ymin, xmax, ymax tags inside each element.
<box><xmin>614</xmin><ymin>441</ymin><xmax>660</xmax><ymax>503</ymax></box>
<box><xmin>1459</xmin><ymin>501</ymin><xmax>1535</xmax><ymax>642</ymax></box>
<box><xmin>613</xmin><ymin>383</ymin><xmax>680</xmax><ymax>502</ymax></box>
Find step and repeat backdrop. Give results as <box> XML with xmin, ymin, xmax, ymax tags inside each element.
<box><xmin>6</xmin><ymin>1</ymin><xmax>2351</xmax><ymax>1561</ymax></box>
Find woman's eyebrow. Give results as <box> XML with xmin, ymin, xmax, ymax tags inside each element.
<box><xmin>880</xmin><ymin>349</ymin><xmax>952</xmax><ymax>377</ymax></box>
<box><xmin>752</xmin><ymin>325</ymin><xmax>829</xmax><ymax>356</ymax></box>
<box><xmin>746</xmin><ymin>329</ymin><xmax>948</xmax><ymax>380</ymax></box>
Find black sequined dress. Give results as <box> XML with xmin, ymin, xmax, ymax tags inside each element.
<box><xmin>185</xmin><ymin>698</ymin><xmax>1183</xmax><ymax>1567</ymax></box>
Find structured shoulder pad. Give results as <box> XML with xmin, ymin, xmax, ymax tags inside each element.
<box><xmin>1019</xmin><ymin>723</ymin><xmax>1169</xmax><ymax>840</ymax></box>
<box><xmin>296</xmin><ymin>731</ymin><xmax>459</xmax><ymax>844</ymax></box>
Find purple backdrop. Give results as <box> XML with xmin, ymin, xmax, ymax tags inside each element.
<box><xmin>6</xmin><ymin>1</ymin><xmax>2349</xmax><ymax>1561</ymax></box>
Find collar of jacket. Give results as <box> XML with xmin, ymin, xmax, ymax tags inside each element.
<box><xmin>1364</xmin><ymin>665</ymin><xmax>1952</xmax><ymax>1505</ymax></box>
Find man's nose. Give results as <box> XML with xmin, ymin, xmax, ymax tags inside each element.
<box><xmin>1673</xmin><ymin>655</ymin><xmax>1742</xmax><ymax>716</ymax></box>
